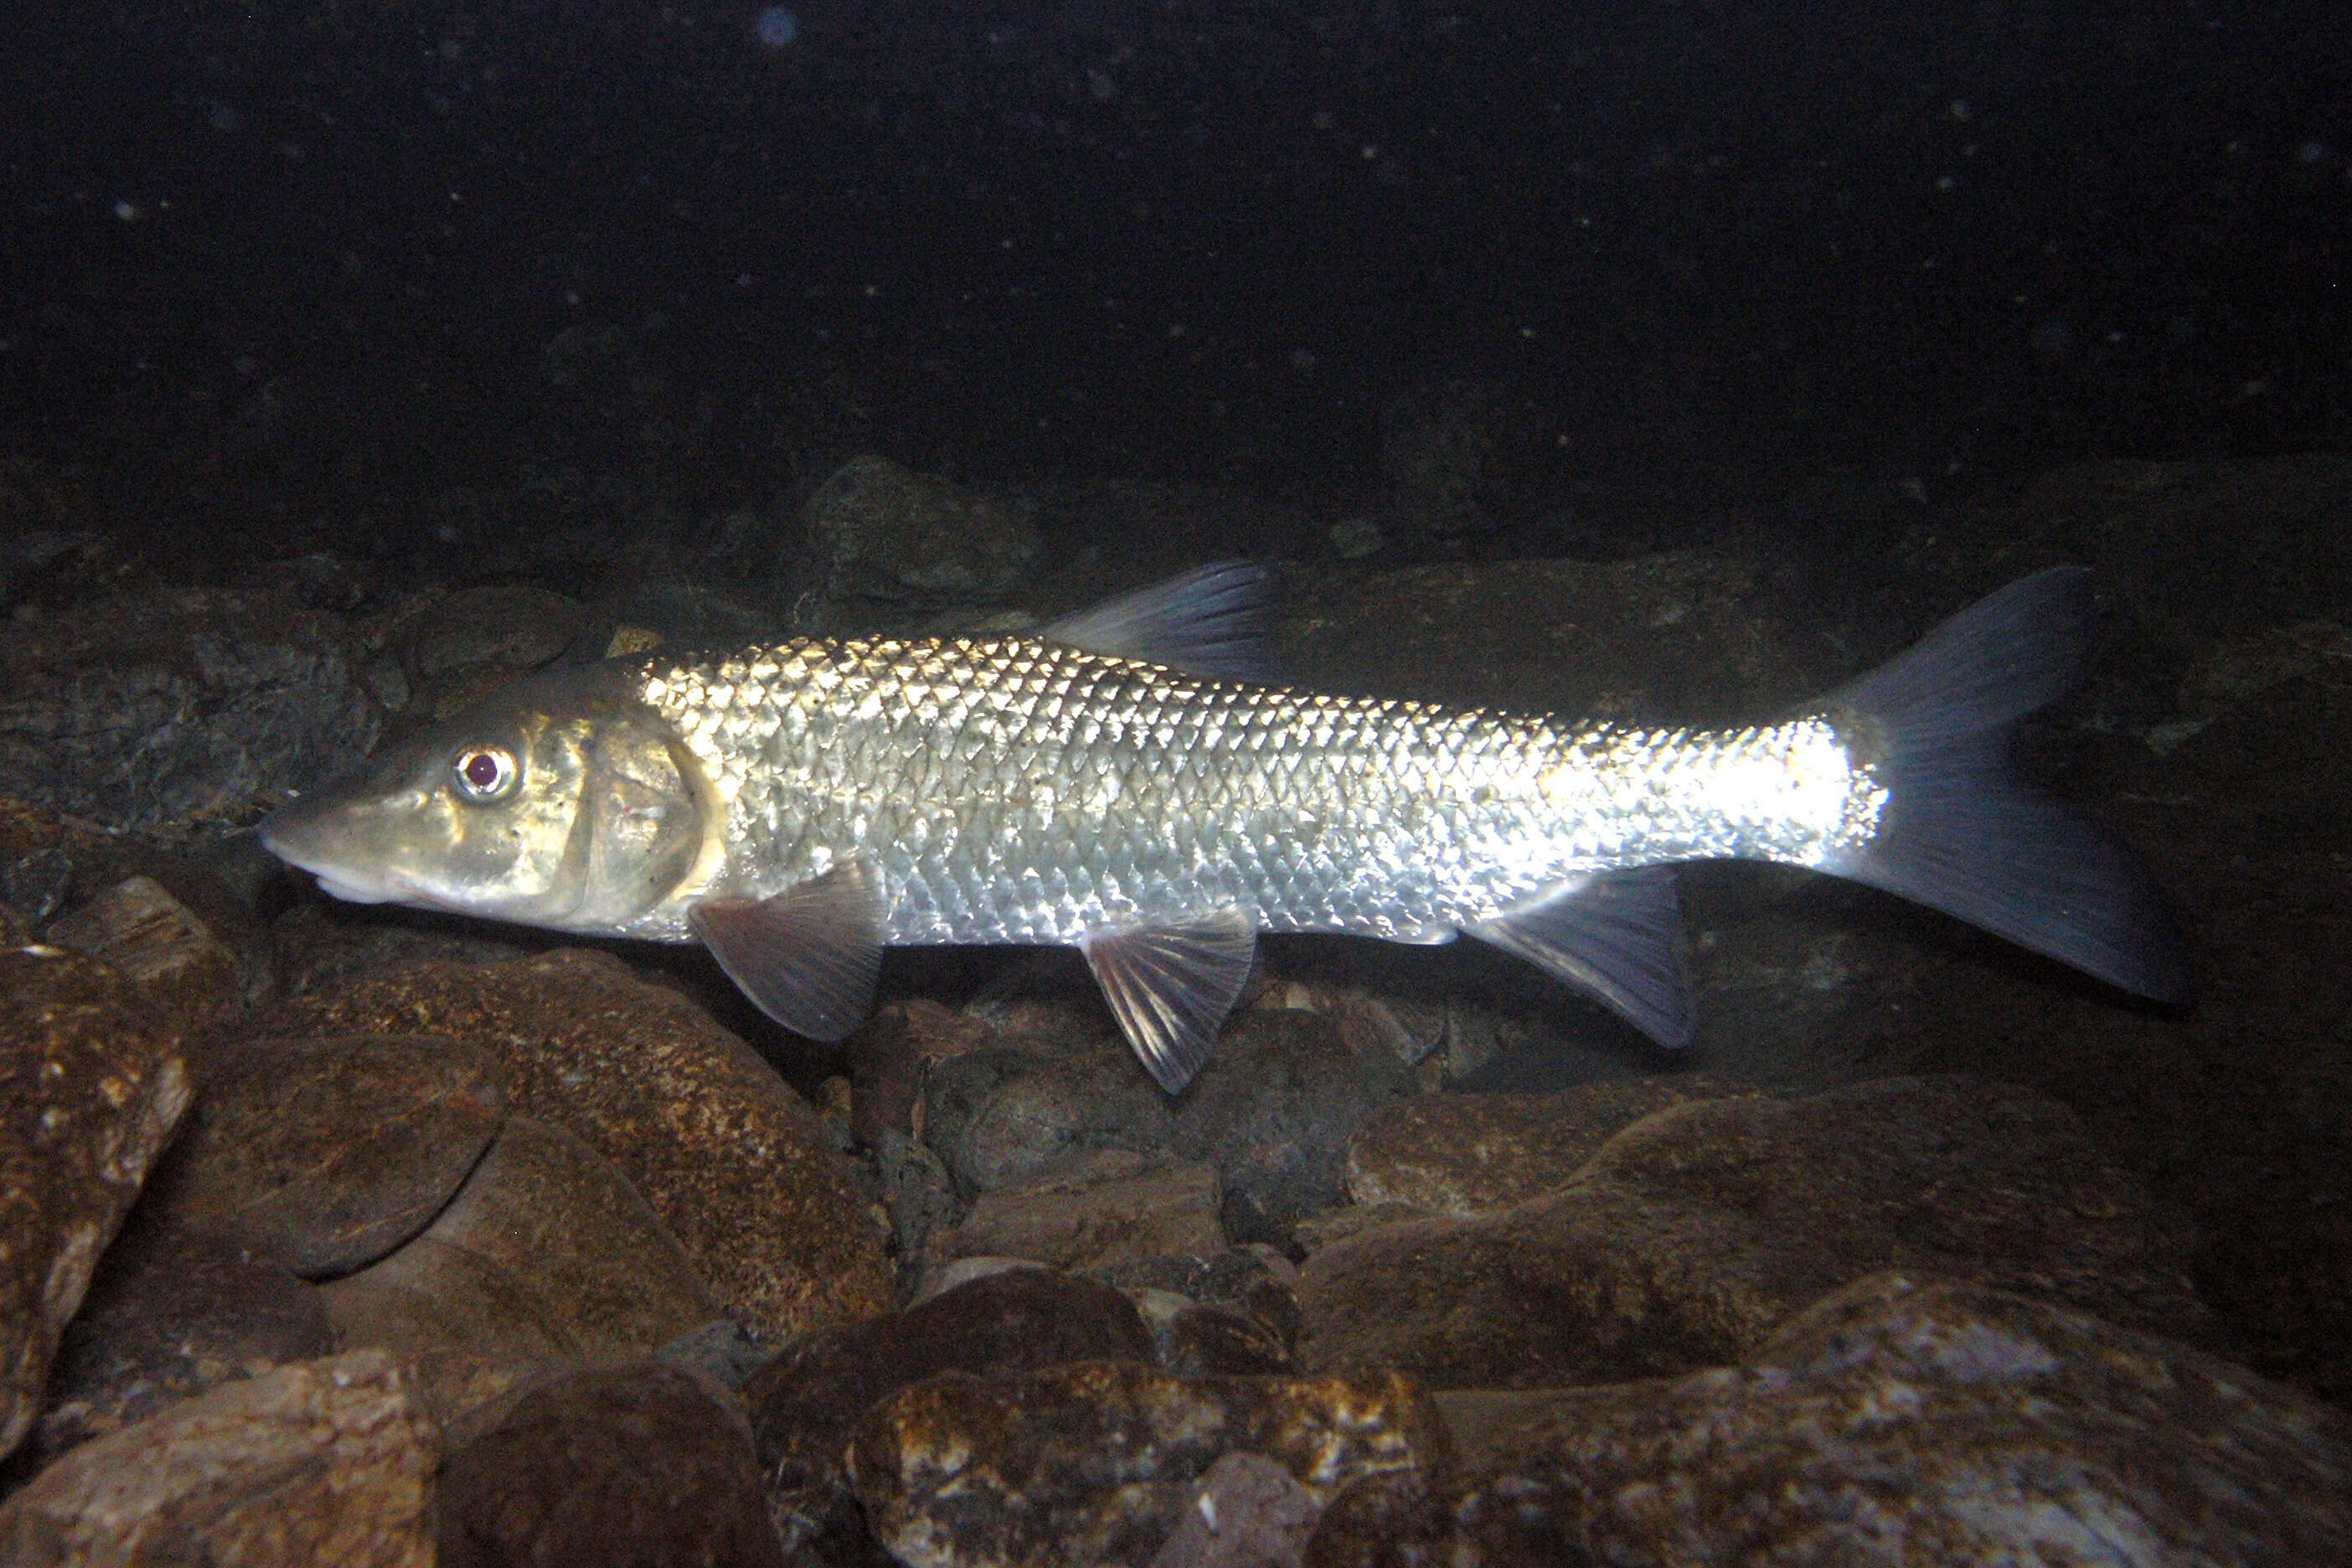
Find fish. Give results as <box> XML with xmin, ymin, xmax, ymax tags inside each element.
<box><xmin>260</xmin><ymin>561</ymin><xmax>2186</xmax><ymax>1092</ymax></box>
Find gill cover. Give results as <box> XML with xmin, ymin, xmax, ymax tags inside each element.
<box><xmin>260</xmin><ymin>664</ymin><xmax>714</xmax><ymax>934</ymax></box>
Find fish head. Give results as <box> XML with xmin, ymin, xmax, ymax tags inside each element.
<box><xmin>260</xmin><ymin>664</ymin><xmax>718</xmax><ymax>933</ymax></box>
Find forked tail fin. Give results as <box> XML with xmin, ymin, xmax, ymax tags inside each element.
<box><xmin>1820</xmin><ymin>566</ymin><xmax>2189</xmax><ymax>1003</ymax></box>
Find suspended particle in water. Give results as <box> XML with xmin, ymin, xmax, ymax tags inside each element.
<box><xmin>754</xmin><ymin>5</ymin><xmax>797</xmax><ymax>49</ymax></box>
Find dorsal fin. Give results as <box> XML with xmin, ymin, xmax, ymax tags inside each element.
<box><xmin>1039</xmin><ymin>561</ymin><xmax>1276</xmax><ymax>683</ymax></box>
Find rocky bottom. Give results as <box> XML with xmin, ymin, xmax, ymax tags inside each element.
<box><xmin>4</xmin><ymin>491</ymin><xmax>2352</xmax><ymax>1563</ymax></box>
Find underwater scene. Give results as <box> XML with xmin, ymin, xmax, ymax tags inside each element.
<box><xmin>2</xmin><ymin>1</ymin><xmax>2348</xmax><ymax>1560</ymax></box>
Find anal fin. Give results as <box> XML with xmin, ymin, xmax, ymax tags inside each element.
<box><xmin>1469</xmin><ymin>865</ymin><xmax>1693</xmax><ymax>1049</ymax></box>
<box><xmin>689</xmin><ymin>859</ymin><xmax>886</xmax><ymax>1042</ymax></box>
<box><xmin>1080</xmin><ymin>909</ymin><xmax>1259</xmax><ymax>1094</ymax></box>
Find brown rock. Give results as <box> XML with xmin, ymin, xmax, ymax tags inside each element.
<box><xmin>407</xmin><ymin>1114</ymin><xmax>721</xmax><ymax>1353</ymax></box>
<box><xmin>852</xmin><ymin>1362</ymin><xmax>1448</xmax><ymax>1568</ymax></box>
<box><xmin>1311</xmin><ymin>1274</ymin><xmax>2352</xmax><ymax>1566</ymax></box>
<box><xmin>159</xmin><ymin>1033</ymin><xmax>505</xmax><ymax>1276</ymax></box>
<box><xmin>1149</xmin><ymin>1452</ymin><xmax>1321</xmax><ymax>1568</ymax></box>
<box><xmin>401</xmin><ymin>583</ymin><xmax>582</xmax><ymax>678</ymax></box>
<box><xmin>321</xmin><ymin>1235</ymin><xmax>577</xmax><ymax>1383</ymax></box>
<box><xmin>1299</xmin><ymin>1075</ymin><xmax>2207</xmax><ymax>1390</ymax></box>
<box><xmin>929</xmin><ymin>1003</ymin><xmax>1408</xmax><ymax>1248</ymax></box>
<box><xmin>275</xmin><ymin>949</ymin><xmax>891</xmax><ymax>1337</ymax></box>
<box><xmin>940</xmin><ymin>1149</ymin><xmax>1225</xmax><ymax>1274</ymax></box>
<box><xmin>806</xmin><ymin>453</ymin><xmax>1039</xmax><ymax>606</ymax></box>
<box><xmin>1128</xmin><ymin>1290</ymin><xmax>1293</xmax><ymax>1378</ymax></box>
<box><xmin>0</xmin><ymin>943</ymin><xmax>190</xmax><ymax>1460</ymax></box>
<box><xmin>44</xmin><ymin>874</ymin><xmax>246</xmax><ymax>1033</ymax></box>
<box><xmin>1345</xmin><ymin>1075</ymin><xmax>1756</xmax><ymax>1215</ymax></box>
<box><xmin>0</xmin><ymin>584</ymin><xmax>380</xmax><ymax>833</ymax></box>
<box><xmin>439</xmin><ymin>1361</ymin><xmax>781</xmax><ymax>1568</ymax></box>
<box><xmin>322</xmin><ymin>1116</ymin><xmax>725</xmax><ymax>1418</ymax></box>
<box><xmin>0</xmin><ymin>799</ymin><xmax>274</xmax><ymax>1017</ymax></box>
<box><xmin>0</xmin><ymin>1349</ymin><xmax>438</xmax><ymax>1567</ymax></box>
<box><xmin>747</xmin><ymin>1266</ymin><xmax>1156</xmax><ymax>1560</ymax></box>
<box><xmin>34</xmin><ymin>1216</ymin><xmax>336</xmax><ymax>1459</ymax></box>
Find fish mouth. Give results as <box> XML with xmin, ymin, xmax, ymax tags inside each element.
<box><xmin>260</xmin><ymin>804</ymin><xmax>429</xmax><ymax>910</ymax></box>
<box><xmin>308</xmin><ymin>872</ymin><xmax>405</xmax><ymax>906</ymax></box>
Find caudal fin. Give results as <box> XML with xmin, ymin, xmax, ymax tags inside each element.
<box><xmin>1821</xmin><ymin>566</ymin><xmax>2189</xmax><ymax>1004</ymax></box>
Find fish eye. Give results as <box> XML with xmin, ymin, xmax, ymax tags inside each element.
<box><xmin>451</xmin><ymin>745</ymin><xmax>519</xmax><ymax>802</ymax></box>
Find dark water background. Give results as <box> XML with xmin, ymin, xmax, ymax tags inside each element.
<box><xmin>2</xmin><ymin>0</ymin><xmax>2345</xmax><ymax>551</ymax></box>
<box><xmin>4</xmin><ymin>0</ymin><xmax>2352</xmax><ymax>1427</ymax></box>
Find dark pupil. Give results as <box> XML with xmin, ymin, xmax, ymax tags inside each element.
<box><xmin>462</xmin><ymin>751</ymin><xmax>504</xmax><ymax>791</ymax></box>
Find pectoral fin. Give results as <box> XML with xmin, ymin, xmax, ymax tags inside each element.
<box><xmin>1469</xmin><ymin>866</ymin><xmax>1693</xmax><ymax>1048</ymax></box>
<box><xmin>689</xmin><ymin>859</ymin><xmax>886</xmax><ymax>1042</ymax></box>
<box><xmin>1080</xmin><ymin>909</ymin><xmax>1259</xmax><ymax>1094</ymax></box>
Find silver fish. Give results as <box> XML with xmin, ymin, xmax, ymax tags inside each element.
<box><xmin>260</xmin><ymin>563</ymin><xmax>2184</xmax><ymax>1091</ymax></box>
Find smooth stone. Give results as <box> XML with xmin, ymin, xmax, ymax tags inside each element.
<box><xmin>939</xmin><ymin>1149</ymin><xmax>1226</xmax><ymax>1274</ymax></box>
<box><xmin>747</xmin><ymin>1266</ymin><xmax>1155</xmax><ymax>1561</ymax></box>
<box><xmin>322</xmin><ymin>1115</ymin><xmax>724</xmax><ymax>1419</ymax></box>
<box><xmin>438</xmin><ymin>1362</ymin><xmax>781</xmax><ymax>1568</ymax></box>
<box><xmin>158</xmin><ymin>1033</ymin><xmax>505</xmax><ymax>1277</ymax></box>
<box><xmin>0</xmin><ymin>944</ymin><xmax>190</xmax><ymax>1460</ymax></box>
<box><xmin>276</xmin><ymin>949</ymin><xmax>892</xmax><ymax>1338</ymax></box>
<box><xmin>0</xmin><ymin>1349</ymin><xmax>438</xmax><ymax>1567</ymax></box>
<box><xmin>1299</xmin><ymin>1075</ymin><xmax>2208</xmax><ymax>1390</ymax></box>
<box><xmin>851</xmin><ymin>1362</ymin><xmax>1448</xmax><ymax>1568</ymax></box>
<box><xmin>33</xmin><ymin>1216</ymin><xmax>335</xmax><ymax>1460</ymax></box>
<box><xmin>1346</xmin><ymin>1075</ymin><xmax>1756</xmax><ymax>1215</ymax></box>
<box><xmin>1307</xmin><ymin>1273</ymin><xmax>2352</xmax><ymax>1566</ymax></box>
<box><xmin>321</xmin><ymin>1235</ymin><xmax>578</xmax><ymax>1380</ymax></box>
<box><xmin>402</xmin><ymin>1114</ymin><xmax>720</xmax><ymax>1352</ymax></box>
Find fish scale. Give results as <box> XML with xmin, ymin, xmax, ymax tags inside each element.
<box><xmin>633</xmin><ymin>636</ymin><xmax>1879</xmax><ymax>948</ymax></box>
<box><xmin>260</xmin><ymin>562</ymin><xmax>2185</xmax><ymax>1093</ymax></box>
